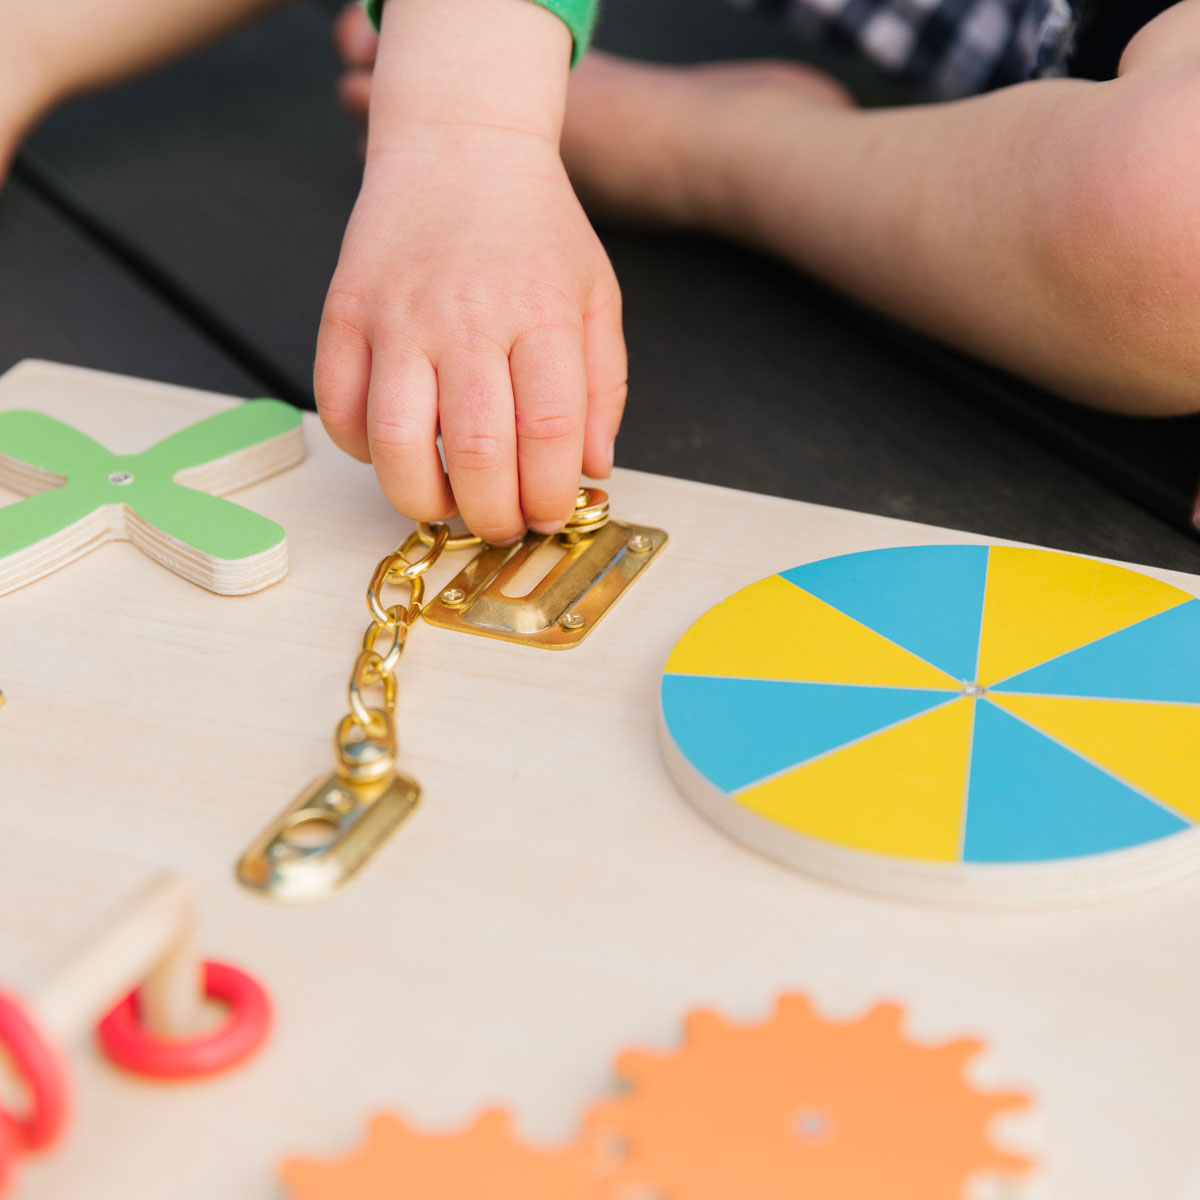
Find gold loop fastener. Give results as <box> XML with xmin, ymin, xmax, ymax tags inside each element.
<box><xmin>334</xmin><ymin>709</ymin><xmax>397</xmax><ymax>785</ymax></box>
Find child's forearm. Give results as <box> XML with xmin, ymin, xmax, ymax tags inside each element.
<box><xmin>713</xmin><ymin>28</ymin><xmax>1200</xmax><ymax>415</ymax></box>
<box><xmin>2</xmin><ymin>0</ymin><xmax>289</xmax><ymax>125</ymax></box>
<box><xmin>367</xmin><ymin>0</ymin><xmax>572</xmax><ymax>154</ymax></box>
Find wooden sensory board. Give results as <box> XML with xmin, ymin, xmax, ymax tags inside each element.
<box><xmin>1</xmin><ymin>361</ymin><xmax>1199</xmax><ymax>1199</ymax></box>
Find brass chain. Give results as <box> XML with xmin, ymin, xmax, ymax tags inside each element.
<box><xmin>332</xmin><ymin>487</ymin><xmax>608</xmax><ymax>788</ymax></box>
<box><xmin>334</xmin><ymin>522</ymin><xmax>478</xmax><ymax>785</ymax></box>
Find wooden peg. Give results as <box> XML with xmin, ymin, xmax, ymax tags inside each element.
<box><xmin>27</xmin><ymin>875</ymin><xmax>204</xmax><ymax>1047</ymax></box>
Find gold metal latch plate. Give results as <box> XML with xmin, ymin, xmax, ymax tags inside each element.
<box><xmin>236</xmin><ymin>771</ymin><xmax>420</xmax><ymax>903</ymax></box>
<box><xmin>423</xmin><ymin>518</ymin><xmax>667</xmax><ymax>647</ymax></box>
<box><xmin>237</xmin><ymin>487</ymin><xmax>666</xmax><ymax>904</ymax></box>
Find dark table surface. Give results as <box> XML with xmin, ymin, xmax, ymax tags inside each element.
<box><xmin>4</xmin><ymin>0</ymin><xmax>1198</xmax><ymax>574</ymax></box>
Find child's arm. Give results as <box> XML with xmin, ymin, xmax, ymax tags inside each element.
<box><xmin>0</xmin><ymin>0</ymin><xmax>289</xmax><ymax>174</ymax></box>
<box><xmin>313</xmin><ymin>0</ymin><xmax>626</xmax><ymax>544</ymax></box>
<box><xmin>694</xmin><ymin>3</ymin><xmax>1200</xmax><ymax>417</ymax></box>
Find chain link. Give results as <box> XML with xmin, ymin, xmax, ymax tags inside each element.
<box><xmin>333</xmin><ymin>489</ymin><xmax>607</xmax><ymax>782</ymax></box>
<box><xmin>415</xmin><ymin>523</ymin><xmax>484</xmax><ymax>553</ymax></box>
<box><xmin>334</xmin><ymin>521</ymin><xmax>480</xmax><ymax>780</ymax></box>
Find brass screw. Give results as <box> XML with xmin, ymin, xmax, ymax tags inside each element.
<box><xmin>628</xmin><ymin>533</ymin><xmax>652</xmax><ymax>554</ymax></box>
<box><xmin>559</xmin><ymin>612</ymin><xmax>586</xmax><ymax>631</ymax></box>
<box><xmin>440</xmin><ymin>587</ymin><xmax>467</xmax><ymax>607</ymax></box>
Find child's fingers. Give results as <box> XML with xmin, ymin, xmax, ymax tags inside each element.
<box><xmin>510</xmin><ymin>326</ymin><xmax>587</xmax><ymax>533</ymax></box>
<box><xmin>366</xmin><ymin>344</ymin><xmax>454</xmax><ymax>521</ymax></box>
<box><xmin>437</xmin><ymin>345</ymin><xmax>523</xmax><ymax>544</ymax></box>
<box><xmin>333</xmin><ymin>3</ymin><xmax>379</xmax><ymax>68</ymax></box>
<box><xmin>338</xmin><ymin>69</ymin><xmax>372</xmax><ymax>123</ymax></box>
<box><xmin>582</xmin><ymin>278</ymin><xmax>627</xmax><ymax>478</ymax></box>
<box><xmin>314</xmin><ymin>296</ymin><xmax>372</xmax><ymax>463</ymax></box>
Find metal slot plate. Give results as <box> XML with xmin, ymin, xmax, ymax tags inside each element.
<box><xmin>236</xmin><ymin>771</ymin><xmax>421</xmax><ymax>903</ymax></box>
<box><xmin>422</xmin><ymin>520</ymin><xmax>667</xmax><ymax>648</ymax></box>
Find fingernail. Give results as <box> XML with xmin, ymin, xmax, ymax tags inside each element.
<box><xmin>529</xmin><ymin>521</ymin><xmax>562</xmax><ymax>535</ymax></box>
<box><xmin>493</xmin><ymin>533</ymin><xmax>525</xmax><ymax>547</ymax></box>
<box><xmin>606</xmin><ymin>439</ymin><xmax>616</xmax><ymax>475</ymax></box>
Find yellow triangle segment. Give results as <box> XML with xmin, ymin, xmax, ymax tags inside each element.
<box><xmin>992</xmin><ymin>693</ymin><xmax>1200</xmax><ymax>822</ymax></box>
<box><xmin>736</xmin><ymin>698</ymin><xmax>974</xmax><ymax>862</ymax></box>
<box><xmin>666</xmin><ymin>575</ymin><xmax>959</xmax><ymax>690</ymax></box>
<box><xmin>976</xmin><ymin>547</ymin><xmax>1190</xmax><ymax>688</ymax></box>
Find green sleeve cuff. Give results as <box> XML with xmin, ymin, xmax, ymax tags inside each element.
<box><xmin>363</xmin><ymin>0</ymin><xmax>598</xmax><ymax>66</ymax></box>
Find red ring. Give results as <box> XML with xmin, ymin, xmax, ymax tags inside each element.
<box><xmin>96</xmin><ymin>961</ymin><xmax>271</xmax><ymax>1080</ymax></box>
<box><xmin>0</xmin><ymin>1114</ymin><xmax>20</xmax><ymax>1195</ymax></box>
<box><xmin>0</xmin><ymin>992</ymin><xmax>71</xmax><ymax>1155</ymax></box>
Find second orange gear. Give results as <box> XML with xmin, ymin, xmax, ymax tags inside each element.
<box><xmin>587</xmin><ymin>994</ymin><xmax>1034</xmax><ymax>1200</ymax></box>
<box><xmin>280</xmin><ymin>1108</ymin><xmax>609</xmax><ymax>1200</ymax></box>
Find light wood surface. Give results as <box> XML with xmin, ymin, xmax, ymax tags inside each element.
<box><xmin>2</xmin><ymin>361</ymin><xmax>1198</xmax><ymax>1198</ymax></box>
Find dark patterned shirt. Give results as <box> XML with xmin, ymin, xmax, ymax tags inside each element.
<box><xmin>732</xmin><ymin>0</ymin><xmax>1176</xmax><ymax>98</ymax></box>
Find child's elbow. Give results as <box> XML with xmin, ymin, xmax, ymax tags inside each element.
<box><xmin>1045</xmin><ymin>79</ymin><xmax>1200</xmax><ymax>417</ymax></box>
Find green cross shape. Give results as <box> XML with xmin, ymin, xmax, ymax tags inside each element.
<box><xmin>0</xmin><ymin>399</ymin><xmax>304</xmax><ymax>595</ymax></box>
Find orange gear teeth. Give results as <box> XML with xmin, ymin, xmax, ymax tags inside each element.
<box><xmin>280</xmin><ymin>1109</ymin><xmax>610</xmax><ymax>1200</ymax></box>
<box><xmin>278</xmin><ymin>995</ymin><xmax>1035</xmax><ymax>1200</ymax></box>
<box><xmin>587</xmin><ymin>995</ymin><xmax>1035</xmax><ymax>1200</ymax></box>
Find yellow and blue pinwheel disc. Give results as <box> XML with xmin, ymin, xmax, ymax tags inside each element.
<box><xmin>660</xmin><ymin>545</ymin><xmax>1200</xmax><ymax>908</ymax></box>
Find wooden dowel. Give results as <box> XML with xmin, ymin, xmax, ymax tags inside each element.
<box><xmin>138</xmin><ymin>912</ymin><xmax>203</xmax><ymax>1039</ymax></box>
<box><xmin>28</xmin><ymin>875</ymin><xmax>204</xmax><ymax>1046</ymax></box>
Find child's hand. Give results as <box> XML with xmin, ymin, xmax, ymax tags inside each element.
<box><xmin>316</xmin><ymin>129</ymin><xmax>624</xmax><ymax>543</ymax></box>
<box><xmin>0</xmin><ymin>108</ymin><xmax>19</xmax><ymax>185</ymax></box>
<box><xmin>332</xmin><ymin>2</ymin><xmax>376</xmax><ymax>123</ymax></box>
<box><xmin>314</xmin><ymin>0</ymin><xmax>626</xmax><ymax>544</ymax></box>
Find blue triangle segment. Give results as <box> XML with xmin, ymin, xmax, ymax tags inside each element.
<box><xmin>661</xmin><ymin>675</ymin><xmax>952</xmax><ymax>793</ymax></box>
<box><xmin>994</xmin><ymin>599</ymin><xmax>1200</xmax><ymax>703</ymax></box>
<box><xmin>780</xmin><ymin>545</ymin><xmax>990</xmax><ymax>682</ymax></box>
<box><xmin>962</xmin><ymin>700</ymin><xmax>1187</xmax><ymax>863</ymax></box>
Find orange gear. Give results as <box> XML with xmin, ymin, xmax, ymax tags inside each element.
<box><xmin>587</xmin><ymin>995</ymin><xmax>1034</xmax><ymax>1200</ymax></box>
<box><xmin>280</xmin><ymin>1109</ymin><xmax>610</xmax><ymax>1200</ymax></box>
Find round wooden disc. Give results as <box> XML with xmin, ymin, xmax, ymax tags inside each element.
<box><xmin>660</xmin><ymin>544</ymin><xmax>1200</xmax><ymax>909</ymax></box>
